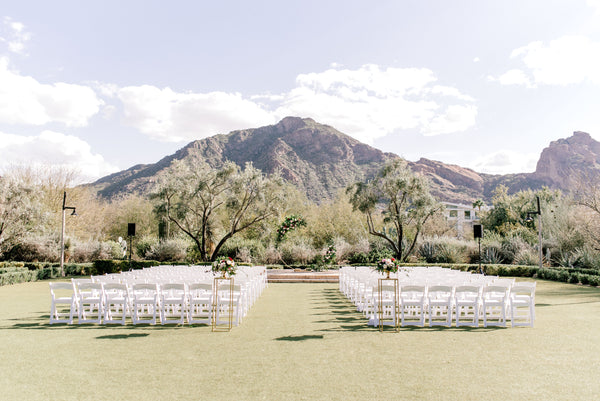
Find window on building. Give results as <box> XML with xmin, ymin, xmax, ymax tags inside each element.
<box><xmin>464</xmin><ymin>210</ymin><xmax>471</xmax><ymax>220</ymax></box>
<box><xmin>449</xmin><ymin>210</ymin><xmax>458</xmax><ymax>218</ymax></box>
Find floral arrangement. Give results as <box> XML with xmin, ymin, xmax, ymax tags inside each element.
<box><xmin>375</xmin><ymin>258</ymin><xmax>400</xmax><ymax>274</ymax></box>
<box><xmin>276</xmin><ymin>215</ymin><xmax>307</xmax><ymax>242</ymax></box>
<box><xmin>212</xmin><ymin>257</ymin><xmax>237</xmax><ymax>277</ymax></box>
<box><xmin>323</xmin><ymin>244</ymin><xmax>336</xmax><ymax>264</ymax></box>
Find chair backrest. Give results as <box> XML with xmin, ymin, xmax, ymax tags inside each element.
<box><xmin>161</xmin><ymin>283</ymin><xmax>185</xmax><ymax>292</ymax></box>
<box><xmin>428</xmin><ymin>285</ymin><xmax>453</xmax><ymax>300</ymax></box>
<box><xmin>132</xmin><ymin>283</ymin><xmax>158</xmax><ymax>296</ymax></box>
<box><xmin>50</xmin><ymin>282</ymin><xmax>74</xmax><ymax>297</ymax></box>
<box><xmin>77</xmin><ymin>282</ymin><xmax>103</xmax><ymax>292</ymax></box>
<box><xmin>455</xmin><ymin>285</ymin><xmax>480</xmax><ymax>299</ymax></box>
<box><xmin>401</xmin><ymin>285</ymin><xmax>425</xmax><ymax>300</ymax></box>
<box><xmin>483</xmin><ymin>285</ymin><xmax>508</xmax><ymax>299</ymax></box>
<box><xmin>511</xmin><ymin>282</ymin><xmax>536</xmax><ymax>297</ymax></box>
<box><xmin>102</xmin><ymin>282</ymin><xmax>128</xmax><ymax>295</ymax></box>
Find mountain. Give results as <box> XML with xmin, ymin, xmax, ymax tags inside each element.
<box><xmin>91</xmin><ymin>117</ymin><xmax>396</xmax><ymax>202</ymax></box>
<box><xmin>89</xmin><ymin>117</ymin><xmax>600</xmax><ymax>204</ymax></box>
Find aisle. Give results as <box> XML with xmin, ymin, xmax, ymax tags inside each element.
<box><xmin>245</xmin><ymin>283</ymin><xmax>371</xmax><ymax>340</ymax></box>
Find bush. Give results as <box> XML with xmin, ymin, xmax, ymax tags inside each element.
<box><xmin>135</xmin><ymin>236</ymin><xmax>159</xmax><ymax>259</ymax></box>
<box><xmin>580</xmin><ymin>274</ymin><xmax>591</xmax><ymax>285</ymax></box>
<box><xmin>3</xmin><ymin>235</ymin><xmax>59</xmax><ymax>262</ymax></box>
<box><xmin>515</xmin><ymin>248</ymin><xmax>538</xmax><ymax>266</ymax></box>
<box><xmin>588</xmin><ymin>275</ymin><xmax>600</xmax><ymax>287</ymax></box>
<box><xmin>217</xmin><ymin>238</ymin><xmax>264</xmax><ymax>264</ymax></box>
<box><xmin>568</xmin><ymin>273</ymin><xmax>581</xmax><ymax>284</ymax></box>
<box><xmin>279</xmin><ymin>238</ymin><xmax>317</xmax><ymax>265</ymax></box>
<box><xmin>145</xmin><ymin>238</ymin><xmax>190</xmax><ymax>262</ymax></box>
<box><xmin>348</xmin><ymin>252</ymin><xmax>370</xmax><ymax>264</ymax></box>
<box><xmin>482</xmin><ymin>246</ymin><xmax>504</xmax><ymax>264</ymax></box>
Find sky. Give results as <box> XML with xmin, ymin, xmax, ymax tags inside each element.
<box><xmin>1</xmin><ymin>0</ymin><xmax>600</xmax><ymax>182</ymax></box>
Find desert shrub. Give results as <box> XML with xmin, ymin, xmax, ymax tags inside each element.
<box><xmin>135</xmin><ymin>235</ymin><xmax>159</xmax><ymax>259</ymax></box>
<box><xmin>72</xmin><ymin>240</ymin><xmax>122</xmax><ymax>262</ymax></box>
<box><xmin>340</xmin><ymin>238</ymin><xmax>371</xmax><ymax>264</ymax></box>
<box><xmin>419</xmin><ymin>241</ymin><xmax>437</xmax><ymax>263</ymax></box>
<box><xmin>481</xmin><ymin>246</ymin><xmax>504</xmax><ymax>264</ymax></box>
<box><xmin>217</xmin><ymin>238</ymin><xmax>265</xmax><ymax>263</ymax></box>
<box><xmin>500</xmin><ymin>236</ymin><xmax>530</xmax><ymax>264</ymax></box>
<box><xmin>515</xmin><ymin>248</ymin><xmax>539</xmax><ymax>266</ymax></box>
<box><xmin>146</xmin><ymin>238</ymin><xmax>190</xmax><ymax>262</ymax></box>
<box><xmin>279</xmin><ymin>238</ymin><xmax>317</xmax><ymax>265</ymax></box>
<box><xmin>262</xmin><ymin>245</ymin><xmax>282</xmax><ymax>265</ymax></box>
<box><xmin>573</xmin><ymin>246</ymin><xmax>600</xmax><ymax>270</ymax></box>
<box><xmin>3</xmin><ymin>234</ymin><xmax>59</xmax><ymax>262</ymax></box>
<box><xmin>553</xmin><ymin>250</ymin><xmax>580</xmax><ymax>268</ymax></box>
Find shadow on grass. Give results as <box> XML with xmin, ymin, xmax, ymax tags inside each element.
<box><xmin>96</xmin><ymin>333</ymin><xmax>150</xmax><ymax>340</ymax></box>
<box><xmin>536</xmin><ymin>300</ymin><xmax>600</xmax><ymax>307</ymax></box>
<box><xmin>0</xmin><ymin>313</ymin><xmax>192</xmax><ymax>331</ymax></box>
<box><xmin>275</xmin><ymin>334</ymin><xmax>324</xmax><ymax>341</ymax></box>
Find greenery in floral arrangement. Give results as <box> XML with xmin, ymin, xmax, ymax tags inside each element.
<box><xmin>323</xmin><ymin>244</ymin><xmax>336</xmax><ymax>264</ymax></box>
<box><xmin>375</xmin><ymin>257</ymin><xmax>400</xmax><ymax>274</ymax></box>
<box><xmin>212</xmin><ymin>257</ymin><xmax>236</xmax><ymax>277</ymax></box>
<box><xmin>276</xmin><ymin>215</ymin><xmax>307</xmax><ymax>242</ymax></box>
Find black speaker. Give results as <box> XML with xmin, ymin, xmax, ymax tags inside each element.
<box><xmin>128</xmin><ymin>223</ymin><xmax>136</xmax><ymax>237</ymax></box>
<box><xmin>473</xmin><ymin>224</ymin><xmax>482</xmax><ymax>239</ymax></box>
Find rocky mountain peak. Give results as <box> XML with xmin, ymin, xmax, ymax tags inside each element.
<box><xmin>534</xmin><ymin>131</ymin><xmax>600</xmax><ymax>188</ymax></box>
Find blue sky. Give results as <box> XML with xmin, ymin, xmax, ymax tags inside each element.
<box><xmin>1</xmin><ymin>0</ymin><xmax>600</xmax><ymax>182</ymax></box>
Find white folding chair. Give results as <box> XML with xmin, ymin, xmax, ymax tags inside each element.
<box><xmin>400</xmin><ymin>285</ymin><xmax>426</xmax><ymax>327</ymax></box>
<box><xmin>49</xmin><ymin>282</ymin><xmax>76</xmax><ymax>324</ymax></box>
<box><xmin>76</xmin><ymin>282</ymin><xmax>103</xmax><ymax>324</ymax></box>
<box><xmin>455</xmin><ymin>285</ymin><xmax>480</xmax><ymax>327</ymax></box>
<box><xmin>102</xmin><ymin>283</ymin><xmax>129</xmax><ymax>325</ymax></box>
<box><xmin>188</xmin><ymin>283</ymin><xmax>213</xmax><ymax>325</ymax></box>
<box><xmin>427</xmin><ymin>285</ymin><xmax>453</xmax><ymax>327</ymax></box>
<box><xmin>510</xmin><ymin>282</ymin><xmax>536</xmax><ymax>327</ymax></box>
<box><xmin>132</xmin><ymin>283</ymin><xmax>159</xmax><ymax>325</ymax></box>
<box><xmin>482</xmin><ymin>285</ymin><xmax>509</xmax><ymax>327</ymax></box>
<box><xmin>159</xmin><ymin>283</ymin><xmax>186</xmax><ymax>325</ymax></box>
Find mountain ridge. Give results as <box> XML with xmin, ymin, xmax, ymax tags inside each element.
<box><xmin>89</xmin><ymin>117</ymin><xmax>599</xmax><ymax>203</ymax></box>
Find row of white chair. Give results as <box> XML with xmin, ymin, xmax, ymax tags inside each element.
<box><xmin>50</xmin><ymin>266</ymin><xmax>267</xmax><ymax>326</ymax></box>
<box><xmin>339</xmin><ymin>266</ymin><xmax>535</xmax><ymax>328</ymax></box>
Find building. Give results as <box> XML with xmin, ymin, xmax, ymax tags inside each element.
<box><xmin>443</xmin><ymin>202</ymin><xmax>481</xmax><ymax>238</ymax></box>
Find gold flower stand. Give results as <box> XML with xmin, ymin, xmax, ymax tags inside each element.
<box><xmin>212</xmin><ymin>276</ymin><xmax>234</xmax><ymax>332</ymax></box>
<box><xmin>377</xmin><ymin>277</ymin><xmax>399</xmax><ymax>332</ymax></box>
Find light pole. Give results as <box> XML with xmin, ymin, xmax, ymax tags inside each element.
<box><xmin>525</xmin><ymin>196</ymin><xmax>542</xmax><ymax>269</ymax></box>
<box><xmin>60</xmin><ymin>191</ymin><xmax>77</xmax><ymax>277</ymax></box>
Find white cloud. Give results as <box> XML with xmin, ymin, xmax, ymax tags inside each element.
<box><xmin>503</xmin><ymin>36</ymin><xmax>600</xmax><ymax>86</ymax></box>
<box><xmin>117</xmin><ymin>64</ymin><xmax>476</xmax><ymax>144</ymax></box>
<box><xmin>422</xmin><ymin>105</ymin><xmax>477</xmax><ymax>136</ymax></box>
<box><xmin>471</xmin><ymin>150</ymin><xmax>538</xmax><ymax>174</ymax></box>
<box><xmin>0</xmin><ymin>17</ymin><xmax>31</xmax><ymax>55</ymax></box>
<box><xmin>493</xmin><ymin>69</ymin><xmax>534</xmax><ymax>87</ymax></box>
<box><xmin>0</xmin><ymin>130</ymin><xmax>118</xmax><ymax>182</ymax></box>
<box><xmin>274</xmin><ymin>64</ymin><xmax>476</xmax><ymax>143</ymax></box>
<box><xmin>473</xmin><ymin>57</ymin><xmax>480</xmax><ymax>63</ymax></box>
<box><xmin>588</xmin><ymin>0</ymin><xmax>600</xmax><ymax>14</ymax></box>
<box><xmin>118</xmin><ymin>85</ymin><xmax>276</xmax><ymax>142</ymax></box>
<box><xmin>0</xmin><ymin>57</ymin><xmax>103</xmax><ymax>126</ymax></box>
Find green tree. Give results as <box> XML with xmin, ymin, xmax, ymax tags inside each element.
<box><xmin>152</xmin><ymin>157</ymin><xmax>287</xmax><ymax>261</ymax></box>
<box><xmin>347</xmin><ymin>159</ymin><xmax>442</xmax><ymax>262</ymax></box>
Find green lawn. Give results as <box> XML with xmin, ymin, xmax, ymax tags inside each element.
<box><xmin>1</xmin><ymin>279</ymin><xmax>599</xmax><ymax>400</ymax></box>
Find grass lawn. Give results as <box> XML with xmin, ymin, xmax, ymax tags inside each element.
<box><xmin>1</xmin><ymin>279</ymin><xmax>599</xmax><ymax>400</ymax></box>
